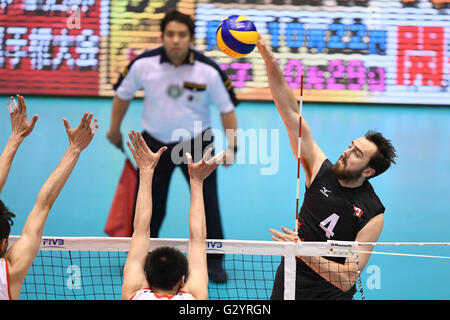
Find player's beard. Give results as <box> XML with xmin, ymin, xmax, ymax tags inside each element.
<box><xmin>332</xmin><ymin>156</ymin><xmax>365</xmax><ymax>181</ymax></box>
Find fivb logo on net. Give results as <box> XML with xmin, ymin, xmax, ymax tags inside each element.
<box><xmin>206</xmin><ymin>240</ymin><xmax>224</xmax><ymax>253</ymax></box>
<box><xmin>42</xmin><ymin>238</ymin><xmax>65</xmax><ymax>247</ymax></box>
<box><xmin>170</xmin><ymin>121</ymin><xmax>280</xmax><ymax>176</ymax></box>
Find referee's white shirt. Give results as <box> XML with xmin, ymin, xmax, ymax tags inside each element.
<box><xmin>114</xmin><ymin>47</ymin><xmax>238</xmax><ymax>144</ymax></box>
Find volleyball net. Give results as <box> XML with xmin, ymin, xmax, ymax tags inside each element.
<box><xmin>7</xmin><ymin>236</ymin><xmax>450</xmax><ymax>300</ymax></box>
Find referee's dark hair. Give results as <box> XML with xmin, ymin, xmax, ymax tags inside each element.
<box><xmin>0</xmin><ymin>200</ymin><xmax>15</xmax><ymax>241</ymax></box>
<box><xmin>160</xmin><ymin>9</ymin><xmax>195</xmax><ymax>38</ymax></box>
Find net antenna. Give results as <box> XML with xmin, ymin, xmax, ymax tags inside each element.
<box><xmin>355</xmin><ymin>248</ymin><xmax>365</xmax><ymax>300</ymax></box>
<box><xmin>287</xmin><ymin>75</ymin><xmax>304</xmax><ymax>300</ymax></box>
<box><xmin>295</xmin><ymin>75</ymin><xmax>304</xmax><ymax>234</ymax></box>
<box><xmin>293</xmin><ymin>76</ymin><xmax>367</xmax><ymax>299</ymax></box>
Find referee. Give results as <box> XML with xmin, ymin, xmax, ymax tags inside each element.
<box><xmin>107</xmin><ymin>9</ymin><xmax>239</xmax><ymax>283</ymax></box>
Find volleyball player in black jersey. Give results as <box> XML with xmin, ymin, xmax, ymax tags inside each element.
<box><xmin>256</xmin><ymin>37</ymin><xmax>397</xmax><ymax>299</ymax></box>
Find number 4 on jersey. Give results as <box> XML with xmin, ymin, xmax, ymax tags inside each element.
<box><xmin>319</xmin><ymin>213</ymin><xmax>340</xmax><ymax>239</ymax></box>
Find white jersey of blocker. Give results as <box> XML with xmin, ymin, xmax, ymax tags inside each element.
<box><xmin>130</xmin><ymin>288</ymin><xmax>195</xmax><ymax>300</ymax></box>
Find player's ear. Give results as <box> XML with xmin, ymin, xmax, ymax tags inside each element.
<box><xmin>177</xmin><ymin>275</ymin><xmax>186</xmax><ymax>290</ymax></box>
<box><xmin>362</xmin><ymin>167</ymin><xmax>375</xmax><ymax>178</ymax></box>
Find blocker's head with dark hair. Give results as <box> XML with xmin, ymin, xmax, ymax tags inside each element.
<box><xmin>0</xmin><ymin>200</ymin><xmax>15</xmax><ymax>258</ymax></box>
<box><xmin>0</xmin><ymin>200</ymin><xmax>15</xmax><ymax>241</ymax></box>
<box><xmin>144</xmin><ymin>246</ymin><xmax>188</xmax><ymax>292</ymax></box>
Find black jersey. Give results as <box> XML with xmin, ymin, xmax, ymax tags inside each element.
<box><xmin>298</xmin><ymin>159</ymin><xmax>385</xmax><ymax>245</ymax></box>
<box><xmin>272</xmin><ymin>159</ymin><xmax>385</xmax><ymax>300</ymax></box>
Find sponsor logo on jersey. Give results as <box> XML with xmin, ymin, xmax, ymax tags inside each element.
<box><xmin>320</xmin><ymin>186</ymin><xmax>331</xmax><ymax>197</ymax></box>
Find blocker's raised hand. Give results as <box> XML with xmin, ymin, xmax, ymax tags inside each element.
<box><xmin>7</xmin><ymin>95</ymin><xmax>38</xmax><ymax>142</ymax></box>
<box><xmin>62</xmin><ymin>112</ymin><xmax>98</xmax><ymax>152</ymax></box>
<box><xmin>126</xmin><ymin>129</ymin><xmax>167</xmax><ymax>172</ymax></box>
<box><xmin>186</xmin><ymin>148</ymin><xmax>225</xmax><ymax>183</ymax></box>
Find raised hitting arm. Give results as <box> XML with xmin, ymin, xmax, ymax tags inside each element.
<box><xmin>0</xmin><ymin>95</ymin><xmax>38</xmax><ymax>195</ymax></box>
<box><xmin>5</xmin><ymin>112</ymin><xmax>98</xmax><ymax>300</ymax></box>
<box><xmin>121</xmin><ymin>130</ymin><xmax>167</xmax><ymax>300</ymax></box>
<box><xmin>181</xmin><ymin>149</ymin><xmax>226</xmax><ymax>300</ymax></box>
<box><xmin>256</xmin><ymin>36</ymin><xmax>326</xmax><ymax>187</ymax></box>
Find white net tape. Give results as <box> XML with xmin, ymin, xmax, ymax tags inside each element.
<box><xmin>7</xmin><ymin>236</ymin><xmax>450</xmax><ymax>300</ymax></box>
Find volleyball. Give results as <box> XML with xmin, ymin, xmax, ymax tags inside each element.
<box><xmin>216</xmin><ymin>15</ymin><xmax>258</xmax><ymax>58</ymax></box>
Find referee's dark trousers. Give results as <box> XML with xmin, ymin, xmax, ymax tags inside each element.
<box><xmin>134</xmin><ymin>129</ymin><xmax>225</xmax><ymax>261</ymax></box>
